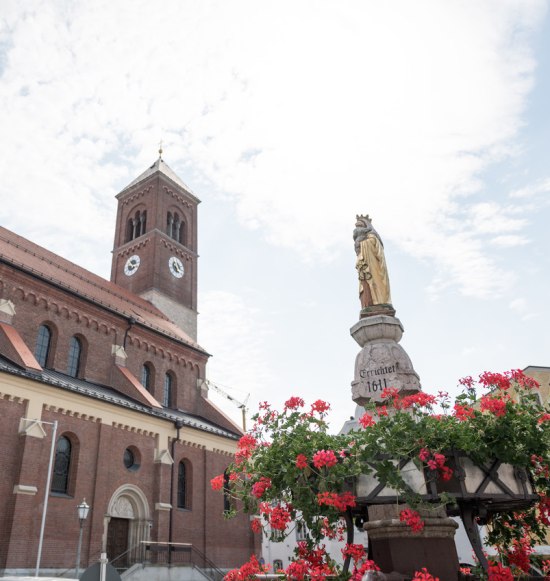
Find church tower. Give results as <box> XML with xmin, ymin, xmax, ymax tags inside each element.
<box><xmin>110</xmin><ymin>155</ymin><xmax>199</xmax><ymax>339</ymax></box>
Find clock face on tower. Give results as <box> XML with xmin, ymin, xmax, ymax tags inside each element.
<box><xmin>168</xmin><ymin>256</ymin><xmax>184</xmax><ymax>278</ymax></box>
<box><xmin>124</xmin><ymin>255</ymin><xmax>141</xmax><ymax>276</ymax></box>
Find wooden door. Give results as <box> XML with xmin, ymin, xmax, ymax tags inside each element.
<box><xmin>106</xmin><ymin>517</ymin><xmax>130</xmax><ymax>566</ymax></box>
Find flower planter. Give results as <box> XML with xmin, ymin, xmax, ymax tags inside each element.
<box><xmin>354</xmin><ymin>451</ymin><xmax>537</xmax><ymax>510</ymax></box>
<box><xmin>353</xmin><ymin>450</ymin><xmax>539</xmax><ymax>574</ymax></box>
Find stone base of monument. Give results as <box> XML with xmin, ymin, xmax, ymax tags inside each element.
<box><xmin>360</xmin><ymin>304</ymin><xmax>396</xmax><ymax>318</ymax></box>
<box><xmin>351</xmin><ymin>314</ymin><xmax>421</xmax><ymax>406</ymax></box>
<box><xmin>364</xmin><ymin>505</ymin><xmax>460</xmax><ymax>580</ymax></box>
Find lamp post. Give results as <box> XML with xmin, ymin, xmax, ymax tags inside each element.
<box><xmin>75</xmin><ymin>499</ymin><xmax>90</xmax><ymax>579</ymax></box>
<box><xmin>29</xmin><ymin>418</ymin><xmax>58</xmax><ymax>578</ymax></box>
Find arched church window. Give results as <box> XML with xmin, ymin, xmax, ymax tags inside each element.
<box><xmin>141</xmin><ymin>363</ymin><xmax>153</xmax><ymax>391</ymax></box>
<box><xmin>67</xmin><ymin>336</ymin><xmax>82</xmax><ymax>378</ymax></box>
<box><xmin>177</xmin><ymin>460</ymin><xmax>191</xmax><ymax>509</ymax></box>
<box><xmin>166</xmin><ymin>211</ymin><xmax>186</xmax><ymax>245</ymax></box>
<box><xmin>125</xmin><ymin>218</ymin><xmax>134</xmax><ymax>243</ymax></box>
<box><xmin>133</xmin><ymin>211</ymin><xmax>140</xmax><ymax>239</ymax></box>
<box><xmin>178</xmin><ymin>219</ymin><xmax>186</xmax><ymax>245</ymax></box>
<box><xmin>172</xmin><ymin>213</ymin><xmax>180</xmax><ymax>243</ymax></box>
<box><xmin>139</xmin><ymin>210</ymin><xmax>147</xmax><ymax>236</ymax></box>
<box><xmin>163</xmin><ymin>373</ymin><xmax>174</xmax><ymax>407</ymax></box>
<box><xmin>34</xmin><ymin>324</ymin><xmax>52</xmax><ymax>367</ymax></box>
<box><xmin>127</xmin><ymin>209</ymin><xmax>147</xmax><ymax>242</ymax></box>
<box><xmin>223</xmin><ymin>470</ymin><xmax>234</xmax><ymax>514</ymax></box>
<box><xmin>167</xmin><ymin>212</ymin><xmax>173</xmax><ymax>238</ymax></box>
<box><xmin>51</xmin><ymin>435</ymin><xmax>72</xmax><ymax>494</ymax></box>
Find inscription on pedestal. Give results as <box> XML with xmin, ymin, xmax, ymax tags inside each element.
<box><xmin>351</xmin><ymin>319</ymin><xmax>420</xmax><ymax>405</ymax></box>
<box><xmin>358</xmin><ymin>363</ymin><xmax>400</xmax><ymax>395</ymax></box>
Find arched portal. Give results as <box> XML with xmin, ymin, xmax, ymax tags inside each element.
<box><xmin>104</xmin><ymin>485</ymin><xmax>151</xmax><ymax>566</ymax></box>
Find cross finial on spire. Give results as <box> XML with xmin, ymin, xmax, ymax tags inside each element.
<box><xmin>158</xmin><ymin>140</ymin><xmax>163</xmax><ymax>160</ymax></box>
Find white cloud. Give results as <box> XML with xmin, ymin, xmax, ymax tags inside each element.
<box><xmin>509</xmin><ymin>297</ymin><xmax>539</xmax><ymax>321</ymax></box>
<box><xmin>490</xmin><ymin>235</ymin><xmax>530</xmax><ymax>247</ymax></box>
<box><xmin>198</xmin><ymin>290</ymin><xmax>276</xmax><ymax>410</ymax></box>
<box><xmin>0</xmin><ymin>0</ymin><xmax>547</xmax><ymax>300</ymax></box>
<box><xmin>510</xmin><ymin>177</ymin><xmax>550</xmax><ymax>198</ymax></box>
<box><xmin>469</xmin><ymin>202</ymin><xmax>528</xmax><ymax>234</ymax></box>
<box><xmin>509</xmin><ymin>298</ymin><xmax>528</xmax><ymax>313</ymax></box>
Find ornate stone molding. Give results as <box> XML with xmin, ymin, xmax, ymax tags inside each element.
<box><xmin>1</xmin><ymin>392</ymin><xmax>26</xmax><ymax>405</ymax></box>
<box><xmin>155</xmin><ymin>502</ymin><xmax>172</xmax><ymax>512</ymax></box>
<box><xmin>126</xmin><ymin>335</ymin><xmax>198</xmax><ymax>368</ymax></box>
<box><xmin>0</xmin><ymin>299</ymin><xmax>16</xmax><ymax>324</ymax></box>
<box><xmin>111</xmin><ymin>496</ymin><xmax>135</xmax><ymax>519</ymax></box>
<box><xmin>43</xmin><ymin>405</ymin><xmax>99</xmax><ymax>422</ymax></box>
<box><xmin>13</xmin><ymin>484</ymin><xmax>38</xmax><ymax>495</ymax></box>
<box><xmin>162</xmin><ymin>186</ymin><xmax>192</xmax><ymax>208</ymax></box>
<box><xmin>112</xmin><ymin>344</ymin><xmax>128</xmax><ymax>366</ymax></box>
<box><xmin>112</xmin><ymin>423</ymin><xmax>156</xmax><ymax>437</ymax></box>
<box><xmin>154</xmin><ymin>449</ymin><xmax>174</xmax><ymax>465</ymax></box>
<box><xmin>364</xmin><ymin>517</ymin><xmax>458</xmax><ymax>540</ymax></box>
<box><xmin>180</xmin><ymin>440</ymin><xmax>206</xmax><ymax>450</ymax></box>
<box><xmin>121</xmin><ymin>185</ymin><xmax>153</xmax><ymax>206</ymax></box>
<box><xmin>116</xmin><ymin>238</ymin><xmax>150</xmax><ymax>257</ymax></box>
<box><xmin>18</xmin><ymin>418</ymin><xmax>47</xmax><ymax>438</ymax></box>
<box><xmin>212</xmin><ymin>448</ymin><xmax>234</xmax><ymax>457</ymax></box>
<box><xmin>159</xmin><ymin>238</ymin><xmax>192</xmax><ymax>261</ymax></box>
<box><xmin>13</xmin><ymin>287</ymin><xmax>116</xmax><ymax>336</ymax></box>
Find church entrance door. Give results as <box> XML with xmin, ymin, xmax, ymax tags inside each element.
<box><xmin>105</xmin><ymin>485</ymin><xmax>151</xmax><ymax>568</ymax></box>
<box><xmin>107</xmin><ymin>517</ymin><xmax>130</xmax><ymax>566</ymax></box>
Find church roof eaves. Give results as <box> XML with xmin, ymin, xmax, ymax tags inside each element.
<box><xmin>0</xmin><ymin>226</ymin><xmax>209</xmax><ymax>356</ymax></box>
<box><xmin>119</xmin><ymin>158</ymin><xmax>200</xmax><ymax>203</ymax></box>
<box><xmin>0</xmin><ymin>357</ymin><xmax>240</xmax><ymax>440</ymax></box>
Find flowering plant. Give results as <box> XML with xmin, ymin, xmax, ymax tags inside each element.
<box><xmin>213</xmin><ymin>371</ymin><xmax>550</xmax><ymax>579</ymax></box>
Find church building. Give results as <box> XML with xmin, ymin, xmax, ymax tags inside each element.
<box><xmin>0</xmin><ymin>157</ymin><xmax>256</xmax><ymax>576</ymax></box>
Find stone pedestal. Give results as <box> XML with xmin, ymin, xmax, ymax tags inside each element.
<box><xmin>350</xmin><ymin>312</ymin><xmax>460</xmax><ymax>578</ymax></box>
<box><xmin>364</xmin><ymin>505</ymin><xmax>460</xmax><ymax>580</ymax></box>
<box><xmin>351</xmin><ymin>315</ymin><xmax>421</xmax><ymax>405</ymax></box>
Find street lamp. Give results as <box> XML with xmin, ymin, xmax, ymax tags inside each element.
<box><xmin>75</xmin><ymin>499</ymin><xmax>90</xmax><ymax>579</ymax></box>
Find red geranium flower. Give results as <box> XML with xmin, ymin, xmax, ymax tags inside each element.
<box><xmin>312</xmin><ymin>449</ymin><xmax>338</xmax><ymax>469</ymax></box>
<box><xmin>251</xmin><ymin>476</ymin><xmax>272</xmax><ymax>499</ymax></box>
<box><xmin>210</xmin><ymin>474</ymin><xmax>225</xmax><ymax>491</ymax></box>
<box><xmin>412</xmin><ymin>567</ymin><xmax>439</xmax><ymax>580</ymax></box>
<box><xmin>295</xmin><ymin>453</ymin><xmax>308</xmax><ymax>469</ymax></box>
<box><xmin>399</xmin><ymin>508</ymin><xmax>424</xmax><ymax>533</ymax></box>
<box><xmin>311</xmin><ymin>399</ymin><xmax>330</xmax><ymax>414</ymax></box>
<box><xmin>487</xmin><ymin>561</ymin><xmax>513</xmax><ymax>581</ymax></box>
<box><xmin>342</xmin><ymin>543</ymin><xmax>365</xmax><ymax>562</ymax></box>
<box><xmin>285</xmin><ymin>396</ymin><xmax>305</xmax><ymax>410</ymax></box>
<box><xmin>359</xmin><ymin>412</ymin><xmax>375</xmax><ymax>428</ymax></box>
<box><xmin>480</xmin><ymin>394</ymin><xmax>509</xmax><ymax>417</ymax></box>
<box><xmin>454</xmin><ymin>403</ymin><xmax>475</xmax><ymax>421</ymax></box>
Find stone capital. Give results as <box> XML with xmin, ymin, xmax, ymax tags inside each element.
<box><xmin>350</xmin><ymin>315</ymin><xmax>404</xmax><ymax>347</ymax></box>
<box><xmin>111</xmin><ymin>344</ymin><xmax>128</xmax><ymax>366</ymax></box>
<box><xmin>0</xmin><ymin>299</ymin><xmax>16</xmax><ymax>324</ymax></box>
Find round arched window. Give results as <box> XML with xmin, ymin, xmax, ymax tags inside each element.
<box><xmin>123</xmin><ymin>447</ymin><xmax>141</xmax><ymax>471</ymax></box>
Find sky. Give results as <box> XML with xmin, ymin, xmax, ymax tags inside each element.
<box><xmin>1</xmin><ymin>0</ymin><xmax>549</xmax><ymax>432</ymax></box>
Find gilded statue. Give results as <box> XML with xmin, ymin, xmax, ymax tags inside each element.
<box><xmin>353</xmin><ymin>215</ymin><xmax>392</xmax><ymax>309</ymax></box>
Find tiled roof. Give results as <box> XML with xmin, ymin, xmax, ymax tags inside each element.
<box><xmin>0</xmin><ymin>226</ymin><xmax>208</xmax><ymax>355</ymax></box>
<box><xmin>119</xmin><ymin>158</ymin><xmax>199</xmax><ymax>202</ymax></box>
<box><xmin>0</xmin><ymin>356</ymin><xmax>240</xmax><ymax>439</ymax></box>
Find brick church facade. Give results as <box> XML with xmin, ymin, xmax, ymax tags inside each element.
<box><xmin>0</xmin><ymin>158</ymin><xmax>256</xmax><ymax>575</ymax></box>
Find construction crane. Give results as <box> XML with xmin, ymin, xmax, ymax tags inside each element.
<box><xmin>200</xmin><ymin>378</ymin><xmax>250</xmax><ymax>431</ymax></box>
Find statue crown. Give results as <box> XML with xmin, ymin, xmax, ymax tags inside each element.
<box><xmin>355</xmin><ymin>214</ymin><xmax>372</xmax><ymax>227</ymax></box>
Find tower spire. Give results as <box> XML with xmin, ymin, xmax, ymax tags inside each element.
<box><xmin>158</xmin><ymin>140</ymin><xmax>163</xmax><ymax>160</ymax></box>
